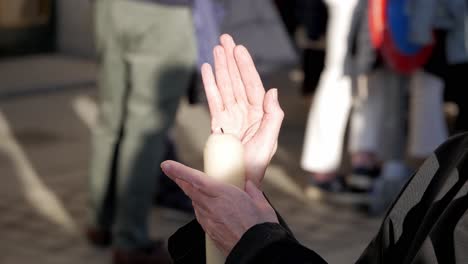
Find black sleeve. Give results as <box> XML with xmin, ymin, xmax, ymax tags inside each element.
<box><xmin>168</xmin><ymin>196</ymin><xmax>328</xmax><ymax>264</ymax></box>
<box><xmin>226</xmin><ymin>222</ymin><xmax>328</xmax><ymax>264</ymax></box>
<box><xmin>167</xmin><ymin>202</ymin><xmax>297</xmax><ymax>263</ymax></box>
<box><xmin>168</xmin><ymin>219</ymin><xmax>206</xmax><ymax>264</ymax></box>
<box><xmin>169</xmin><ymin>220</ymin><xmax>328</xmax><ymax>264</ymax></box>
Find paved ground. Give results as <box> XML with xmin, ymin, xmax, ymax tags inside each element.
<box><xmin>0</xmin><ymin>55</ymin><xmax>381</xmax><ymax>264</ymax></box>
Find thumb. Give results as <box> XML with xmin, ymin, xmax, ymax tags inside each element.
<box><xmin>245</xmin><ymin>180</ymin><xmax>267</xmax><ymax>203</ymax></box>
<box><xmin>258</xmin><ymin>88</ymin><xmax>284</xmax><ymax>159</ymax></box>
<box><xmin>263</xmin><ymin>88</ymin><xmax>281</xmax><ymax>114</ymax></box>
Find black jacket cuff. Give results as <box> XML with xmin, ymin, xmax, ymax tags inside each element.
<box><xmin>226</xmin><ymin>222</ymin><xmax>291</xmax><ymax>264</ymax></box>
<box><xmin>226</xmin><ymin>222</ymin><xmax>328</xmax><ymax>264</ymax></box>
<box><xmin>168</xmin><ymin>219</ymin><xmax>205</xmax><ymax>264</ymax></box>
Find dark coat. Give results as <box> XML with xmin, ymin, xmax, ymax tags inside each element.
<box><xmin>169</xmin><ymin>133</ymin><xmax>468</xmax><ymax>264</ymax></box>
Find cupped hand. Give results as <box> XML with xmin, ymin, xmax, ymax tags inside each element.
<box><xmin>202</xmin><ymin>34</ymin><xmax>284</xmax><ymax>187</ymax></box>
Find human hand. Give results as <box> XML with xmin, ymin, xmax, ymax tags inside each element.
<box><xmin>202</xmin><ymin>34</ymin><xmax>284</xmax><ymax>187</ymax></box>
<box><xmin>161</xmin><ymin>160</ymin><xmax>279</xmax><ymax>256</ymax></box>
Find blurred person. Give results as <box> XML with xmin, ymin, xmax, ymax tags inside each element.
<box><xmin>273</xmin><ymin>0</ymin><xmax>301</xmax><ymax>38</ymax></box>
<box><xmin>155</xmin><ymin>0</ymin><xmax>225</xmax><ymax>212</ymax></box>
<box><xmin>300</xmin><ymin>0</ymin><xmax>358</xmax><ymax>191</ymax></box>
<box><xmin>87</xmin><ymin>0</ymin><xmax>196</xmax><ymax>263</ymax></box>
<box><xmin>299</xmin><ymin>0</ymin><xmax>328</xmax><ymax>98</ymax></box>
<box><xmin>272</xmin><ymin>0</ymin><xmax>328</xmax><ymax>98</ymax></box>
<box><xmin>347</xmin><ymin>69</ymin><xmax>407</xmax><ymax>194</ymax></box>
<box><xmin>220</xmin><ymin>0</ymin><xmax>298</xmax><ymax>72</ymax></box>
<box><xmin>368</xmin><ymin>0</ymin><xmax>468</xmax><ymax>213</ymax></box>
<box><xmin>345</xmin><ymin>0</ymin><xmax>466</xmax><ymax>214</ymax></box>
<box><xmin>348</xmin><ymin>68</ymin><xmax>448</xmax><ymax>214</ymax></box>
<box><xmin>344</xmin><ymin>0</ymin><xmax>408</xmax><ymax>200</ymax></box>
<box><xmin>162</xmin><ymin>37</ymin><xmax>468</xmax><ymax>264</ymax></box>
<box><xmin>185</xmin><ymin>0</ymin><xmax>224</xmax><ymax>104</ymax></box>
<box><xmin>409</xmin><ymin>0</ymin><xmax>468</xmax><ymax>133</ymax></box>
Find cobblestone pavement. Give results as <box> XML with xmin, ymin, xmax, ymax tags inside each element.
<box><xmin>0</xmin><ymin>59</ymin><xmax>381</xmax><ymax>264</ymax></box>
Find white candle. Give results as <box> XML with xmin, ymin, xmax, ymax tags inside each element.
<box><xmin>203</xmin><ymin>133</ymin><xmax>245</xmax><ymax>264</ymax></box>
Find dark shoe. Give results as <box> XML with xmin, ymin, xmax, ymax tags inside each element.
<box><xmin>309</xmin><ymin>176</ymin><xmax>347</xmax><ymax>193</ymax></box>
<box><xmin>346</xmin><ymin>166</ymin><xmax>381</xmax><ymax>193</ymax></box>
<box><xmin>86</xmin><ymin>227</ymin><xmax>112</xmax><ymax>248</ymax></box>
<box><xmin>308</xmin><ymin>176</ymin><xmax>370</xmax><ymax>205</ymax></box>
<box><xmin>113</xmin><ymin>241</ymin><xmax>172</xmax><ymax>264</ymax></box>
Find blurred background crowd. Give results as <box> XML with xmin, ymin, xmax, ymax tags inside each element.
<box><xmin>0</xmin><ymin>0</ymin><xmax>466</xmax><ymax>263</ymax></box>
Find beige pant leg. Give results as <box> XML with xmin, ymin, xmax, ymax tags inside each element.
<box><xmin>408</xmin><ymin>71</ymin><xmax>448</xmax><ymax>158</ymax></box>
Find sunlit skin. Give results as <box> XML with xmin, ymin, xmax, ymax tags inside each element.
<box><xmin>202</xmin><ymin>34</ymin><xmax>284</xmax><ymax>188</ymax></box>
<box><xmin>161</xmin><ymin>34</ymin><xmax>285</xmax><ymax>255</ymax></box>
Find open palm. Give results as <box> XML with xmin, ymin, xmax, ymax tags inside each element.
<box><xmin>202</xmin><ymin>34</ymin><xmax>284</xmax><ymax>187</ymax></box>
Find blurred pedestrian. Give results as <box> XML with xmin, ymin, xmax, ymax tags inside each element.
<box><xmin>365</xmin><ymin>0</ymin><xmax>468</xmax><ymax>214</ymax></box>
<box><xmin>155</xmin><ymin>0</ymin><xmax>226</xmax><ymax>212</ymax></box>
<box><xmin>301</xmin><ymin>0</ymin><xmax>358</xmax><ymax>191</ymax></box>
<box><xmin>87</xmin><ymin>0</ymin><xmax>196</xmax><ymax>263</ymax></box>
<box><xmin>344</xmin><ymin>0</ymin><xmax>462</xmax><ymax>214</ymax></box>
<box><xmin>298</xmin><ymin>0</ymin><xmax>328</xmax><ymax>98</ymax></box>
<box><xmin>272</xmin><ymin>0</ymin><xmax>327</xmax><ymax>98</ymax></box>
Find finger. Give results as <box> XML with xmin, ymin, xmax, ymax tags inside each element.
<box><xmin>214</xmin><ymin>45</ymin><xmax>236</xmax><ymax>106</ymax></box>
<box><xmin>234</xmin><ymin>45</ymin><xmax>265</xmax><ymax>106</ymax></box>
<box><xmin>161</xmin><ymin>160</ymin><xmax>219</xmax><ymax>197</ymax></box>
<box><xmin>173</xmin><ymin>178</ymin><xmax>212</xmax><ymax>205</ymax></box>
<box><xmin>202</xmin><ymin>63</ymin><xmax>224</xmax><ymax>113</ymax></box>
<box><xmin>220</xmin><ymin>34</ymin><xmax>248</xmax><ymax>103</ymax></box>
<box><xmin>256</xmin><ymin>89</ymin><xmax>284</xmax><ymax>160</ymax></box>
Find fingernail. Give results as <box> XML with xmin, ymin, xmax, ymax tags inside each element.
<box><xmin>241</xmin><ymin>46</ymin><xmax>248</xmax><ymax>55</ymax></box>
<box><xmin>235</xmin><ymin>45</ymin><xmax>244</xmax><ymax>54</ymax></box>
<box><xmin>215</xmin><ymin>46</ymin><xmax>222</xmax><ymax>56</ymax></box>
<box><xmin>161</xmin><ymin>161</ymin><xmax>171</xmax><ymax>171</ymax></box>
<box><xmin>220</xmin><ymin>33</ymin><xmax>231</xmax><ymax>43</ymax></box>
<box><xmin>272</xmin><ymin>89</ymin><xmax>278</xmax><ymax>100</ymax></box>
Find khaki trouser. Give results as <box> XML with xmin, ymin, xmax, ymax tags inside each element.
<box><xmin>90</xmin><ymin>0</ymin><xmax>196</xmax><ymax>249</ymax></box>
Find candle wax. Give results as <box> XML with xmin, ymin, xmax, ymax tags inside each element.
<box><xmin>203</xmin><ymin>133</ymin><xmax>245</xmax><ymax>264</ymax></box>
